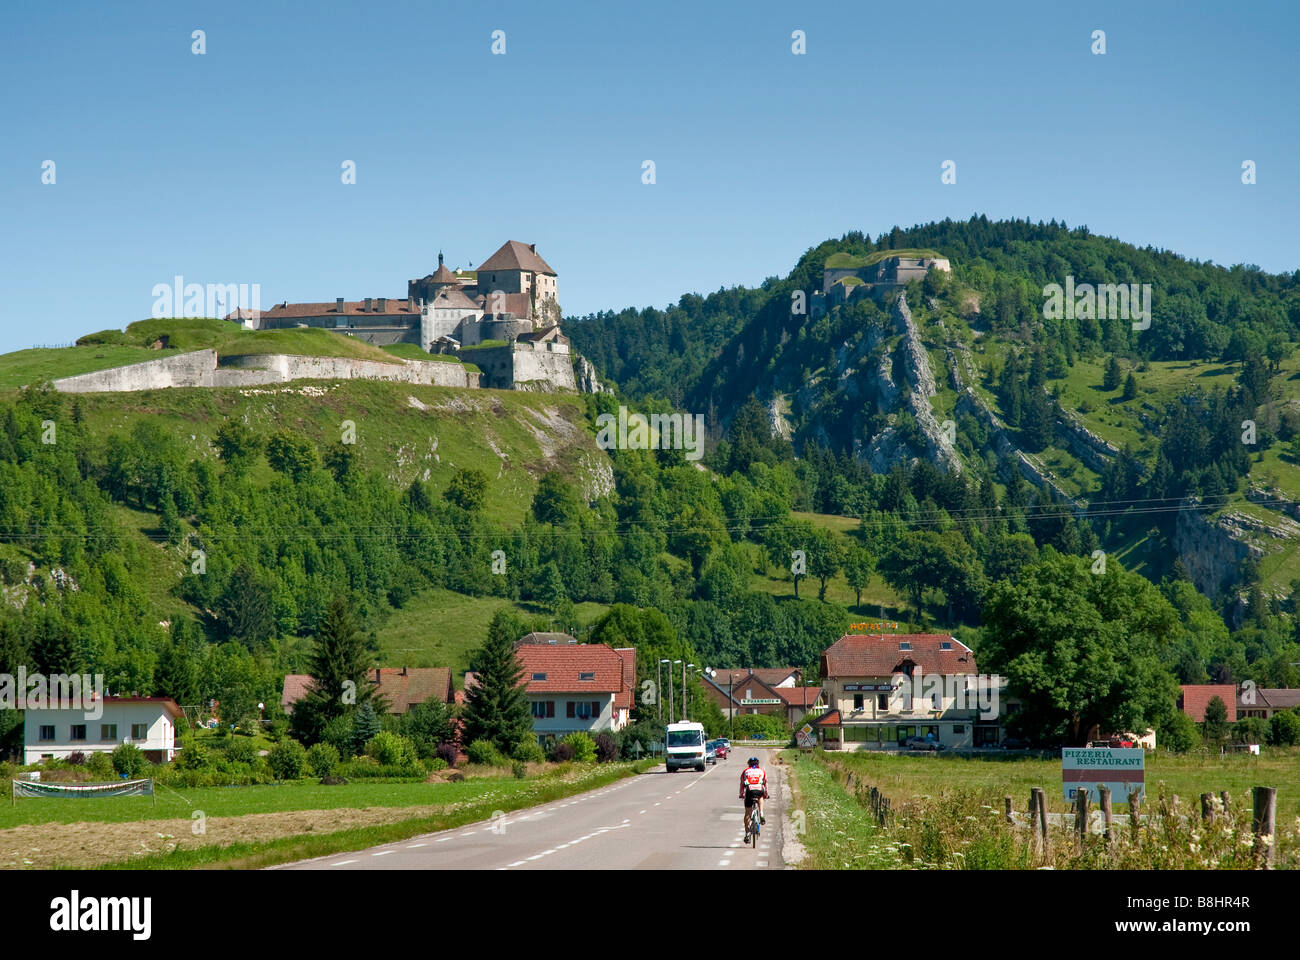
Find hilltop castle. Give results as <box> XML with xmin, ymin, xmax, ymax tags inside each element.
<box><xmin>240</xmin><ymin>241</ymin><xmax>588</xmax><ymax>391</ymax></box>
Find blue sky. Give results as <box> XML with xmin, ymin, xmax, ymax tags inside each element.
<box><xmin>2</xmin><ymin>0</ymin><xmax>1297</xmax><ymax>353</ymax></box>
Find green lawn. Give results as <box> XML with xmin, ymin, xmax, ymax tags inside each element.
<box><xmin>817</xmin><ymin>748</ymin><xmax>1300</xmax><ymax>821</ymax></box>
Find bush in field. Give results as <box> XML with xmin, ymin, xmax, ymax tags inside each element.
<box><xmin>436</xmin><ymin>742</ymin><xmax>459</xmax><ymax>768</ymax></box>
<box><xmin>365</xmin><ymin>731</ymin><xmax>420</xmax><ymax>767</ymax></box>
<box><xmin>560</xmin><ymin>732</ymin><xmax>596</xmax><ymax>763</ymax></box>
<box><xmin>111</xmin><ymin>743</ymin><xmax>147</xmax><ymax>779</ymax></box>
<box><xmin>428</xmin><ymin>757</ymin><xmax>448</xmax><ymax>772</ymax></box>
<box><xmin>511</xmin><ymin>734</ymin><xmax>546</xmax><ymax>765</ymax></box>
<box><xmin>1232</xmin><ymin>716</ymin><xmax>1270</xmax><ymax>745</ymax></box>
<box><xmin>86</xmin><ymin>752</ymin><xmax>114</xmax><ymax>779</ymax></box>
<box><xmin>594</xmin><ymin>733</ymin><xmax>618</xmax><ymax>763</ymax></box>
<box><xmin>1158</xmin><ymin>710</ymin><xmax>1200</xmax><ymax>754</ymax></box>
<box><xmin>224</xmin><ymin>737</ymin><xmax>260</xmax><ymax>765</ymax></box>
<box><xmin>306</xmin><ymin>742</ymin><xmax>340</xmax><ymax>777</ymax></box>
<box><xmin>67</xmin><ymin>751</ymin><xmax>86</xmax><ymax>766</ymax></box>
<box><xmin>1271</xmin><ymin>709</ymin><xmax>1300</xmax><ymax>746</ymax></box>
<box><xmin>551</xmin><ymin>742</ymin><xmax>575</xmax><ymax>763</ymax></box>
<box><xmin>512</xmin><ymin>760</ymin><xmax>528</xmax><ymax>779</ymax></box>
<box><xmin>467</xmin><ymin>739</ymin><xmax>508</xmax><ymax>767</ymax></box>
<box><xmin>320</xmin><ymin>713</ymin><xmax>356</xmax><ymax>758</ymax></box>
<box><xmin>267</xmin><ymin>738</ymin><xmax>307</xmax><ymax>780</ymax></box>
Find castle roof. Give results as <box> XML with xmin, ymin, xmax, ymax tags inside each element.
<box><xmin>477</xmin><ymin>241</ymin><xmax>556</xmax><ymax>276</ymax></box>
<box><xmin>478</xmin><ymin>292</ymin><xmax>534</xmax><ymax>319</ymax></box>
<box><xmin>259</xmin><ymin>299</ymin><xmax>418</xmax><ymax>319</ymax></box>
<box><xmin>428</xmin><ymin>287</ymin><xmax>480</xmax><ymax>311</ymax></box>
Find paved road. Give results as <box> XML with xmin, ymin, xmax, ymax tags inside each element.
<box><xmin>273</xmin><ymin>749</ymin><xmax>784</xmax><ymax>870</ymax></box>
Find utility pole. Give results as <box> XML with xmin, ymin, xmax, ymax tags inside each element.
<box><xmin>671</xmin><ymin>660</ymin><xmax>681</xmax><ymax>723</ymax></box>
<box><xmin>683</xmin><ymin>661</ymin><xmax>692</xmax><ymax>722</ymax></box>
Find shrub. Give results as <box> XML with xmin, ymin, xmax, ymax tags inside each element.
<box><xmin>512</xmin><ymin>761</ymin><xmax>528</xmax><ymax>779</ymax></box>
<box><xmin>1158</xmin><ymin>711</ymin><xmax>1200</xmax><ymax>754</ymax></box>
<box><xmin>267</xmin><ymin>738</ymin><xmax>308</xmax><ymax>780</ymax></box>
<box><xmin>593</xmin><ymin>733</ymin><xmax>617</xmax><ymax>763</ymax></box>
<box><xmin>306</xmin><ymin>742</ymin><xmax>340</xmax><ymax>777</ymax></box>
<box><xmin>175</xmin><ymin>738</ymin><xmax>211</xmax><ymax>772</ymax></box>
<box><xmin>551</xmin><ymin>742</ymin><xmax>575</xmax><ymax>763</ymax></box>
<box><xmin>559</xmin><ymin>732</ymin><xmax>596</xmax><ymax>763</ymax></box>
<box><xmin>511</xmin><ymin>734</ymin><xmax>546</xmax><ymax>765</ymax></box>
<box><xmin>732</xmin><ymin>713</ymin><xmax>791</xmax><ymax>742</ymax></box>
<box><xmin>436</xmin><ymin>742</ymin><xmax>459</xmax><ymax>768</ymax></box>
<box><xmin>111</xmin><ymin>743</ymin><xmax>147</xmax><ymax>779</ymax></box>
<box><xmin>1270</xmin><ymin>709</ymin><xmax>1300</xmax><ymax>746</ymax></box>
<box><xmin>1232</xmin><ymin>716</ymin><xmax>1270</xmax><ymax>745</ymax></box>
<box><xmin>365</xmin><ymin>731</ymin><xmax>420</xmax><ymax>767</ymax></box>
<box><xmin>466</xmin><ymin>739</ymin><xmax>508</xmax><ymax>767</ymax></box>
<box><xmin>320</xmin><ymin>713</ymin><xmax>356</xmax><ymax>758</ymax></box>
<box><xmin>85</xmin><ymin>752</ymin><xmax>114</xmax><ymax>779</ymax></box>
<box><xmin>224</xmin><ymin>737</ymin><xmax>260</xmax><ymax>765</ymax></box>
<box><xmin>67</xmin><ymin>751</ymin><xmax>86</xmax><ymax>766</ymax></box>
<box><xmin>428</xmin><ymin>757</ymin><xmax>448</xmax><ymax>772</ymax></box>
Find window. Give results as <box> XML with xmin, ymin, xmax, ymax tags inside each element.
<box><xmin>940</xmin><ymin>641</ymin><xmax>952</xmax><ymax>650</ymax></box>
<box><xmin>131</xmin><ymin>723</ymin><xmax>147</xmax><ymax>740</ymax></box>
<box><xmin>579</xmin><ymin>672</ymin><xmax>595</xmax><ymax>681</ymax></box>
<box><xmin>953</xmin><ymin>725</ymin><xmax>965</xmax><ymax>734</ymax></box>
<box><xmin>101</xmin><ymin>724</ymin><xmax>118</xmax><ymax>742</ymax></box>
<box><xmin>532</xmin><ymin>672</ymin><xmax>547</xmax><ymax>681</ymax></box>
<box><xmin>899</xmin><ymin>642</ymin><xmax>911</xmax><ymax>650</ymax></box>
<box><xmin>531</xmin><ymin>701</ymin><xmax>555</xmax><ymax>719</ymax></box>
<box><xmin>879</xmin><ymin>726</ymin><xmax>897</xmax><ymax>742</ymax></box>
<box><xmin>853</xmin><ymin>694</ymin><xmax>864</xmax><ymax>710</ymax></box>
<box><xmin>877</xmin><ymin>694</ymin><xmax>889</xmax><ymax>711</ymax></box>
<box><xmin>70</xmin><ymin>724</ymin><xmax>86</xmax><ymax>741</ymax></box>
<box><xmin>38</xmin><ymin>725</ymin><xmax>55</xmax><ymax>742</ymax></box>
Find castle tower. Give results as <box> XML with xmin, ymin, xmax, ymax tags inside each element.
<box><xmin>408</xmin><ymin>250</ymin><xmax>463</xmax><ymax>305</ymax></box>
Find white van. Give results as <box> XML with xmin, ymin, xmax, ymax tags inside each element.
<box><xmin>665</xmin><ymin>721</ymin><xmax>707</xmax><ymax>772</ymax></box>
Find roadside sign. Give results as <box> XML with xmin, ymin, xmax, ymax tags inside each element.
<box><xmin>796</xmin><ymin>723</ymin><xmax>816</xmax><ymax>749</ymax></box>
<box><xmin>1062</xmin><ymin>747</ymin><xmax>1144</xmax><ymax>802</ymax></box>
<box><xmin>741</xmin><ymin>698</ymin><xmax>781</xmax><ymax>705</ymax></box>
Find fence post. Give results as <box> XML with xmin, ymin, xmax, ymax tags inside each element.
<box><xmin>1004</xmin><ymin>795</ymin><xmax>1013</xmax><ymax>825</ymax></box>
<box><xmin>1074</xmin><ymin>788</ymin><xmax>1089</xmax><ymax>847</ymax></box>
<box><xmin>1200</xmin><ymin>792</ymin><xmax>1214</xmax><ymax>825</ymax></box>
<box><xmin>1099</xmin><ymin>785</ymin><xmax>1112</xmax><ymax>843</ymax></box>
<box><xmin>1128</xmin><ymin>789</ymin><xmax>1141</xmax><ymax>845</ymax></box>
<box><xmin>1031</xmin><ymin>787</ymin><xmax>1047</xmax><ymax>860</ymax></box>
<box><xmin>1252</xmin><ymin>786</ymin><xmax>1277</xmax><ymax>870</ymax></box>
<box><xmin>1220</xmin><ymin>790</ymin><xmax>1230</xmax><ymax>813</ymax></box>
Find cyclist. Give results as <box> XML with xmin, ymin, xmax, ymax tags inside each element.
<box><xmin>739</xmin><ymin>756</ymin><xmax>768</xmax><ymax>836</ymax></box>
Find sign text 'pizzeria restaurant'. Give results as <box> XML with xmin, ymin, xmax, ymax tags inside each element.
<box><xmin>1061</xmin><ymin>747</ymin><xmax>1145</xmax><ymax>803</ymax></box>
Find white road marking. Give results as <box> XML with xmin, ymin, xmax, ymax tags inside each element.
<box><xmin>640</xmin><ymin>810</ymin><xmax>647</xmax><ymax>814</ymax></box>
<box><xmin>435</xmin><ymin>837</ymin><xmax>452</xmax><ymax>843</ymax></box>
<box><xmin>757</xmin><ymin>860</ymin><xmax>768</xmax><ymax>867</ymax></box>
<box><xmin>717</xmin><ymin>858</ymin><xmax>731</xmax><ymax>866</ymax></box>
<box><xmin>332</xmin><ymin>859</ymin><xmax>357</xmax><ymax>866</ymax></box>
<box><xmin>508</xmin><ymin>860</ymin><xmax>526</xmax><ymax>867</ymax></box>
<box><xmin>407</xmin><ymin>843</ymin><xmax>426</xmax><ymax>849</ymax></box>
<box><xmin>372</xmin><ymin>851</ymin><xmax>393</xmax><ymax>857</ymax></box>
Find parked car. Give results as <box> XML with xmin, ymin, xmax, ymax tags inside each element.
<box><xmin>709</xmin><ymin>740</ymin><xmax>729</xmax><ymax>760</ymax></box>
<box><xmin>1000</xmin><ymin>738</ymin><xmax>1032</xmax><ymax>750</ymax></box>
<box><xmin>902</xmin><ymin>736</ymin><xmax>945</xmax><ymax>752</ymax></box>
<box><xmin>705</xmin><ymin>742</ymin><xmax>717</xmax><ymax>765</ymax></box>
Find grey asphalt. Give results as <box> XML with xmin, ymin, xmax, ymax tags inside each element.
<box><xmin>272</xmin><ymin>749</ymin><xmax>784</xmax><ymax>870</ymax></box>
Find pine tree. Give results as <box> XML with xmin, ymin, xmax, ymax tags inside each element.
<box><xmin>1121</xmin><ymin>371</ymin><xmax>1138</xmax><ymax>401</ymax></box>
<box><xmin>154</xmin><ymin>637</ymin><xmax>199</xmax><ymax>704</ymax></box>
<box><xmin>461</xmin><ymin>629</ymin><xmax>532</xmax><ymax>756</ymax></box>
<box><xmin>291</xmin><ymin>595</ymin><xmax>377</xmax><ymax>744</ymax></box>
<box><xmin>1103</xmin><ymin>355</ymin><xmax>1122</xmax><ymax>391</ymax></box>
<box><xmin>351</xmin><ymin>700</ymin><xmax>381</xmax><ymax>755</ymax></box>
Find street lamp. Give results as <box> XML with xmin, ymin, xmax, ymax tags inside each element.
<box><xmin>658</xmin><ymin>659</ymin><xmax>670</xmax><ymax>724</ymax></box>
<box><xmin>684</xmin><ymin>663</ymin><xmax>694</xmax><ymax>722</ymax></box>
<box><xmin>671</xmin><ymin>660</ymin><xmax>682</xmax><ymax>723</ymax></box>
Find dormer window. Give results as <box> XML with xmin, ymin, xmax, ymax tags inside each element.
<box><xmin>899</xmin><ymin>642</ymin><xmax>911</xmax><ymax>651</ymax></box>
<box><xmin>579</xmin><ymin>672</ymin><xmax>595</xmax><ymax>681</ymax></box>
<box><xmin>940</xmin><ymin>641</ymin><xmax>952</xmax><ymax>650</ymax></box>
<box><xmin>532</xmin><ymin>672</ymin><xmax>547</xmax><ymax>681</ymax></box>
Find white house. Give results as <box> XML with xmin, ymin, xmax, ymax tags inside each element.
<box><xmin>24</xmin><ymin>696</ymin><xmax>183</xmax><ymax>765</ymax></box>
<box><xmin>514</xmin><ymin>643</ymin><xmax>634</xmax><ymax>748</ymax></box>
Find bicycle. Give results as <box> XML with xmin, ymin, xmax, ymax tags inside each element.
<box><xmin>743</xmin><ymin>797</ymin><xmax>763</xmax><ymax>847</ymax></box>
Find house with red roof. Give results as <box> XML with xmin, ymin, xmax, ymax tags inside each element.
<box><xmin>514</xmin><ymin>643</ymin><xmax>634</xmax><ymax>747</ymax></box>
<box><xmin>1178</xmin><ymin>684</ymin><xmax>1238</xmax><ymax>723</ymax></box>
<box><xmin>813</xmin><ymin>633</ymin><xmax>995</xmax><ymax>750</ymax></box>
<box><xmin>702</xmin><ymin>668</ymin><xmax>822</xmax><ymax>727</ymax></box>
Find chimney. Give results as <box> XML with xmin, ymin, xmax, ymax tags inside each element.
<box><xmin>376</xmin><ymin>668</ymin><xmax>382</xmax><ymax>683</ymax></box>
<box><xmin>336</xmin><ymin>297</ymin><xmax>345</xmax><ymax>314</ymax></box>
<box><xmin>401</xmin><ymin>666</ymin><xmax>407</xmax><ymax>676</ymax></box>
<box><xmin>365</xmin><ymin>297</ymin><xmax>372</xmax><ymax>312</ymax></box>
<box><xmin>378</xmin><ymin>297</ymin><xmax>387</xmax><ymax>313</ymax></box>
<box><xmin>529</xmin><ymin>243</ymin><xmax>536</xmax><ymax>253</ymax></box>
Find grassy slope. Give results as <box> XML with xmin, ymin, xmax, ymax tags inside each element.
<box><xmin>0</xmin><ymin>319</ymin><xmax>447</xmax><ymax>389</ymax></box>
<box><xmin>825</xmin><ymin>249</ymin><xmax>945</xmax><ymax>270</ymax></box>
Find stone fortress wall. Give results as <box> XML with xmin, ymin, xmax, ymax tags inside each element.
<box><xmin>50</xmin><ymin>349</ymin><xmax>481</xmax><ymax>393</ymax></box>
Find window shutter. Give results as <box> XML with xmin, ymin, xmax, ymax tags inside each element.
<box><xmin>566</xmin><ymin>701</ymin><xmax>575</xmax><ymax>719</ymax></box>
<box><xmin>592</xmin><ymin>701</ymin><xmax>600</xmax><ymax>718</ymax></box>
